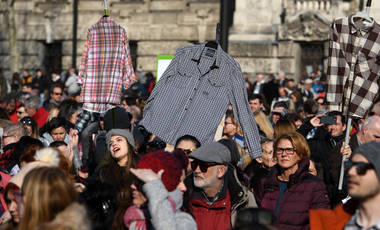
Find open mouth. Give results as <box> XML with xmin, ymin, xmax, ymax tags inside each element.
<box><xmin>113</xmin><ymin>147</ymin><xmax>120</xmax><ymax>153</ymax></box>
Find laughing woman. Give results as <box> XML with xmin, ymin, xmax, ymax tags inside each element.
<box><xmin>89</xmin><ymin>129</ymin><xmax>138</xmax><ymax>230</ymax></box>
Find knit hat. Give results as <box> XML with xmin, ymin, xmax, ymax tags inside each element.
<box><xmin>106</xmin><ymin>129</ymin><xmax>135</xmax><ymax>150</ymax></box>
<box><xmin>136</xmin><ymin>151</ymin><xmax>182</xmax><ymax>192</ymax></box>
<box><xmin>351</xmin><ymin>142</ymin><xmax>380</xmax><ymax>183</ymax></box>
<box><xmin>188</xmin><ymin>142</ymin><xmax>231</xmax><ymax>164</ymax></box>
<box><xmin>104</xmin><ymin>107</ymin><xmax>131</xmax><ymax>131</ymax></box>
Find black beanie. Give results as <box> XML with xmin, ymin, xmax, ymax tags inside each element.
<box><xmin>103</xmin><ymin>107</ymin><xmax>131</xmax><ymax>131</ymax></box>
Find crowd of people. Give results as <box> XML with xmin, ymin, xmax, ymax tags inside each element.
<box><xmin>0</xmin><ymin>67</ymin><xmax>378</xmax><ymax>230</ymax></box>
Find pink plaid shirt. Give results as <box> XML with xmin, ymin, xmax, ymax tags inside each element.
<box><xmin>77</xmin><ymin>17</ymin><xmax>135</xmax><ymax>113</ymax></box>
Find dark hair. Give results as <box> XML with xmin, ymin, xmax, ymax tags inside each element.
<box><xmin>100</xmin><ymin>140</ymin><xmax>138</xmax><ymax>229</ymax></box>
<box><xmin>49</xmin><ymin>84</ymin><xmax>63</xmax><ymax>95</ymax></box>
<box><xmin>48</xmin><ymin>117</ymin><xmax>66</xmax><ymax>134</ymax></box>
<box><xmin>78</xmin><ymin>180</ymin><xmax>118</xmax><ymax>230</ymax></box>
<box><xmin>249</xmin><ymin>94</ymin><xmax>263</xmax><ymax>104</ymax></box>
<box><xmin>57</xmin><ymin>104</ymin><xmax>78</xmax><ymax>123</ymax></box>
<box><xmin>328</xmin><ymin>111</ymin><xmax>346</xmax><ymax>124</ymax></box>
<box><xmin>0</xmin><ymin>107</ymin><xmax>10</xmax><ymax>120</ymax></box>
<box><xmin>218</xmin><ymin>139</ymin><xmax>240</xmax><ymax>166</ymax></box>
<box><xmin>23</xmin><ymin>83</ymin><xmax>33</xmax><ymax>89</ymax></box>
<box><xmin>49</xmin><ymin>141</ymin><xmax>68</xmax><ymax>148</ymax></box>
<box><xmin>13</xmin><ymin>136</ymin><xmax>44</xmax><ymax>165</ymax></box>
<box><xmin>122</xmin><ymin>97</ymin><xmax>137</xmax><ymax>106</ymax></box>
<box><xmin>60</xmin><ymin>99</ymin><xmax>78</xmax><ymax>108</ymax></box>
<box><xmin>303</xmin><ymin>99</ymin><xmax>319</xmax><ymax>115</ymax></box>
<box><xmin>249</xmin><ymin>168</ymin><xmax>269</xmax><ymax>195</ymax></box>
<box><xmin>284</xmin><ymin>113</ymin><xmax>303</xmax><ymax>124</ymax></box>
<box><xmin>174</xmin><ymin>135</ymin><xmax>201</xmax><ymax>149</ymax></box>
<box><xmin>273</xmin><ymin>101</ymin><xmax>288</xmax><ymax>110</ymax></box>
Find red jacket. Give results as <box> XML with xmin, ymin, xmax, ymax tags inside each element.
<box><xmin>255</xmin><ymin>158</ymin><xmax>330</xmax><ymax>230</ymax></box>
<box><xmin>191</xmin><ymin>165</ymin><xmax>257</xmax><ymax>230</ymax></box>
<box><xmin>32</xmin><ymin>107</ymin><xmax>49</xmax><ymax>128</ymax></box>
<box><xmin>309</xmin><ymin>199</ymin><xmax>358</xmax><ymax>230</ymax></box>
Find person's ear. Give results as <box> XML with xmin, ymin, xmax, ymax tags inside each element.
<box><xmin>255</xmin><ymin>157</ymin><xmax>263</xmax><ymax>164</ymax></box>
<box><xmin>363</xmin><ymin>126</ymin><xmax>368</xmax><ymax>135</ymax></box>
<box><xmin>217</xmin><ymin>165</ymin><xmax>226</xmax><ymax>179</ymax></box>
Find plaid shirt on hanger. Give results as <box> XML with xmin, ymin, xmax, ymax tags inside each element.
<box><xmin>77</xmin><ymin>16</ymin><xmax>135</xmax><ymax>113</ymax></box>
<box><xmin>326</xmin><ymin>14</ymin><xmax>380</xmax><ymax>118</ymax></box>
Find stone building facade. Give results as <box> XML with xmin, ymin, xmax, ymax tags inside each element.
<box><xmin>0</xmin><ymin>0</ymin><xmax>379</xmax><ymax>83</ymax></box>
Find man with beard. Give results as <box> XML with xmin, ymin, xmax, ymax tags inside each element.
<box><xmin>188</xmin><ymin>142</ymin><xmax>256</xmax><ymax>230</ymax></box>
<box><xmin>310</xmin><ymin>142</ymin><xmax>380</xmax><ymax>229</ymax></box>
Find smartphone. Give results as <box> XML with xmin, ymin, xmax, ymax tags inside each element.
<box><xmin>321</xmin><ymin>116</ymin><xmax>337</xmax><ymax>125</ymax></box>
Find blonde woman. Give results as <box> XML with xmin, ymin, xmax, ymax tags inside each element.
<box><xmin>253</xmin><ymin>111</ymin><xmax>274</xmax><ymax>139</ymax></box>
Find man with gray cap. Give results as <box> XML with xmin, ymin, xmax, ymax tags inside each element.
<box><xmin>188</xmin><ymin>142</ymin><xmax>257</xmax><ymax>230</ymax></box>
<box><xmin>310</xmin><ymin>142</ymin><xmax>380</xmax><ymax>229</ymax></box>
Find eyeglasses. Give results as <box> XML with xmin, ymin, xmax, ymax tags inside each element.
<box><xmin>275</xmin><ymin>148</ymin><xmax>296</xmax><ymax>155</ymax></box>
<box><xmin>16</xmin><ymin>111</ymin><xmax>25</xmax><ymax>115</ymax></box>
<box><xmin>175</xmin><ymin>148</ymin><xmax>195</xmax><ymax>155</ymax></box>
<box><xmin>344</xmin><ymin>161</ymin><xmax>374</xmax><ymax>175</ymax></box>
<box><xmin>147</xmin><ymin>141</ymin><xmax>166</xmax><ymax>149</ymax></box>
<box><xmin>190</xmin><ymin>161</ymin><xmax>220</xmax><ymax>173</ymax></box>
<box><xmin>2</xmin><ymin>135</ymin><xmax>14</xmax><ymax>140</ymax></box>
<box><xmin>225</xmin><ymin>122</ymin><xmax>234</xmax><ymax>125</ymax></box>
<box><xmin>53</xmin><ymin>92</ymin><xmax>63</xmax><ymax>96</ymax></box>
<box><xmin>21</xmin><ymin>119</ymin><xmax>33</xmax><ymax>125</ymax></box>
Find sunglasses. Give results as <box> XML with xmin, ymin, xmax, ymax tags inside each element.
<box><xmin>16</xmin><ymin>111</ymin><xmax>25</xmax><ymax>115</ymax></box>
<box><xmin>132</xmin><ymin>178</ymin><xmax>144</xmax><ymax>192</ymax></box>
<box><xmin>175</xmin><ymin>148</ymin><xmax>195</xmax><ymax>155</ymax></box>
<box><xmin>190</xmin><ymin>160</ymin><xmax>220</xmax><ymax>173</ymax></box>
<box><xmin>147</xmin><ymin>141</ymin><xmax>166</xmax><ymax>149</ymax></box>
<box><xmin>53</xmin><ymin>92</ymin><xmax>63</xmax><ymax>96</ymax></box>
<box><xmin>344</xmin><ymin>161</ymin><xmax>374</xmax><ymax>175</ymax></box>
<box><xmin>21</xmin><ymin>119</ymin><xmax>33</xmax><ymax>125</ymax></box>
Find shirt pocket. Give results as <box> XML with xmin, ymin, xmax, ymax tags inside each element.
<box><xmin>202</xmin><ymin>76</ymin><xmax>225</xmax><ymax>100</ymax></box>
<box><xmin>355</xmin><ymin>51</ymin><xmax>377</xmax><ymax>79</ymax></box>
<box><xmin>172</xmin><ymin>67</ymin><xmax>194</xmax><ymax>89</ymax></box>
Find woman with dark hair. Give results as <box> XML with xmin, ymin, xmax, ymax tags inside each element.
<box><xmin>78</xmin><ymin>180</ymin><xmax>118</xmax><ymax>230</ymax></box>
<box><xmin>255</xmin><ymin>132</ymin><xmax>330</xmax><ymax>229</ymax></box>
<box><xmin>174</xmin><ymin>135</ymin><xmax>201</xmax><ymax>154</ymax></box>
<box><xmin>57</xmin><ymin>104</ymin><xmax>78</xmax><ymax>133</ymax></box>
<box><xmin>89</xmin><ymin>129</ymin><xmax>138</xmax><ymax>229</ymax></box>
<box><xmin>19</xmin><ymin>117</ymin><xmax>39</xmax><ymax>139</ymax></box>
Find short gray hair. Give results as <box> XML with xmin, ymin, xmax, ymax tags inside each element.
<box><xmin>362</xmin><ymin>116</ymin><xmax>380</xmax><ymax>131</ymax></box>
<box><xmin>24</xmin><ymin>96</ymin><xmax>41</xmax><ymax>110</ymax></box>
<box><xmin>3</xmin><ymin>123</ymin><xmax>28</xmax><ymax>139</ymax></box>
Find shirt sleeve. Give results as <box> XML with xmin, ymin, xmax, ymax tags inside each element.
<box><xmin>326</xmin><ymin>19</ymin><xmax>343</xmax><ymax>112</ymax></box>
<box><xmin>77</xmin><ymin>30</ymin><xmax>92</xmax><ymax>85</ymax></box>
<box><xmin>122</xmin><ymin>31</ymin><xmax>136</xmax><ymax>89</ymax></box>
<box><xmin>228</xmin><ymin>66</ymin><xmax>262</xmax><ymax>160</ymax></box>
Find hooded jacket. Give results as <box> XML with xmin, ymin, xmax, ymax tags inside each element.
<box><xmin>255</xmin><ymin>158</ymin><xmax>330</xmax><ymax>230</ymax></box>
<box><xmin>191</xmin><ymin>164</ymin><xmax>257</xmax><ymax>230</ymax></box>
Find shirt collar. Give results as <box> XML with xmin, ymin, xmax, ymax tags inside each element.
<box><xmin>346</xmin><ymin>208</ymin><xmax>380</xmax><ymax>229</ymax></box>
<box><xmin>99</xmin><ymin>16</ymin><xmax>114</xmax><ymax>23</ymax></box>
<box><xmin>350</xmin><ymin>14</ymin><xmax>374</xmax><ymax>35</ymax></box>
<box><xmin>191</xmin><ymin>42</ymin><xmax>222</xmax><ymax>68</ymax></box>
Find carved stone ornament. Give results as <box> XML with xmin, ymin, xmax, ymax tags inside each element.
<box><xmin>278</xmin><ymin>12</ymin><xmax>331</xmax><ymax>41</ymax></box>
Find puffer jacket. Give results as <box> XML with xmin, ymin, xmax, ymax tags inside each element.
<box><xmin>255</xmin><ymin>157</ymin><xmax>330</xmax><ymax>230</ymax></box>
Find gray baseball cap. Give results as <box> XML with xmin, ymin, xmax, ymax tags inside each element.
<box><xmin>187</xmin><ymin>142</ymin><xmax>231</xmax><ymax>164</ymax></box>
